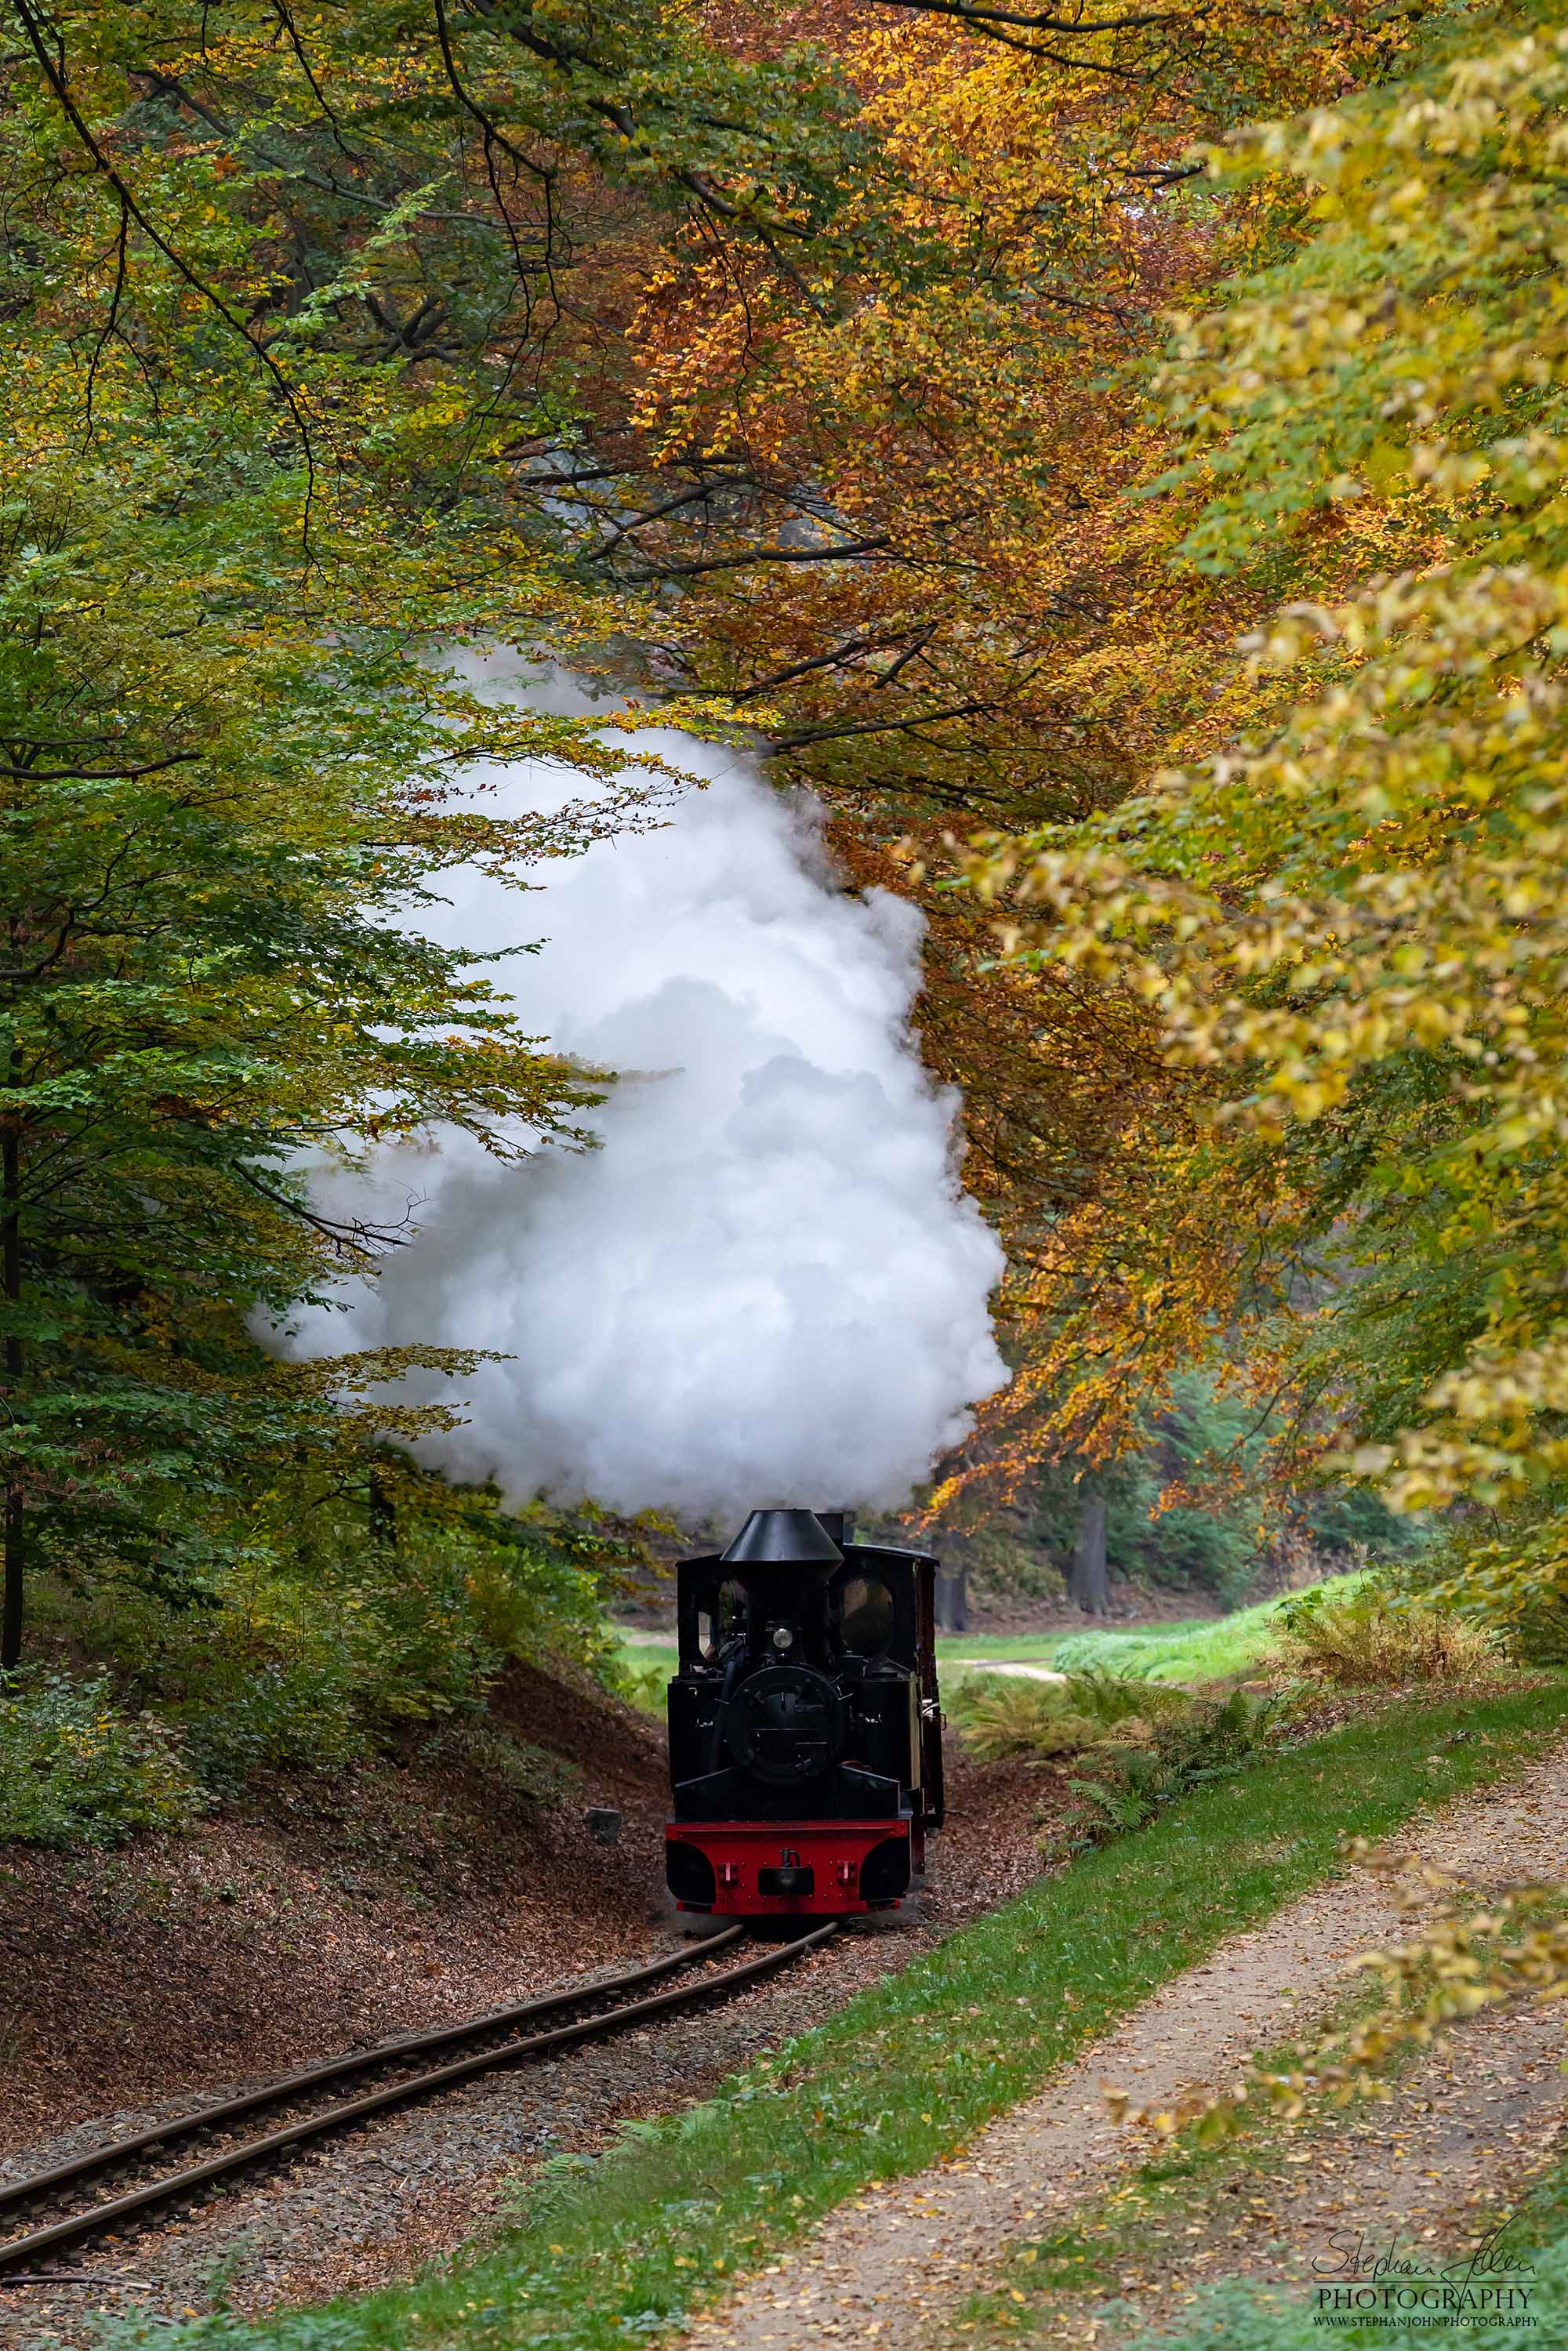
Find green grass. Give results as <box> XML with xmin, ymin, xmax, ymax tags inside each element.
<box><xmin>1026</xmin><ymin>1593</ymin><xmax>1308</xmax><ymax>1684</ymax></box>
<box><xmin>951</xmin><ymin>1939</ymin><xmax>1451</xmax><ymax>2346</ymax></box>
<box><xmin>943</xmin><ymin>1597</ymin><xmax>1293</xmax><ymax>1685</ymax></box>
<box><xmin>107</xmin><ymin>1675</ymin><xmax>1568</xmax><ymax>2351</ymax></box>
<box><xmin>958</xmin><ymin>2015</ymin><xmax>1568</xmax><ymax>2351</ymax></box>
<box><xmin>1123</xmin><ymin>2250</ymin><xmax>1568</xmax><ymax>2349</ymax></box>
<box><xmin>609</xmin><ymin>1639</ymin><xmax>677</xmax><ymax>1701</ymax></box>
<box><xmin>952</xmin><ymin>1884</ymin><xmax>1568</xmax><ymax>2350</ymax></box>
<box><xmin>945</xmin><ymin>1581</ymin><xmax>1369</xmax><ymax>1685</ymax></box>
<box><xmin>607</xmin><ymin>1649</ymin><xmax>676</xmax><ymax>1713</ymax></box>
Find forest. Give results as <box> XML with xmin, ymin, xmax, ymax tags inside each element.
<box><xmin>7</xmin><ymin>7</ymin><xmax>1568</xmax><ymax>2350</ymax></box>
<box><xmin>1</xmin><ymin>0</ymin><xmax>1566</xmax><ymax>1819</ymax></box>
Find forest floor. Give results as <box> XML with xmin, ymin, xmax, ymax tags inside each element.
<box><xmin>0</xmin><ymin>1662</ymin><xmax>672</xmax><ymax>2151</ymax></box>
<box><xmin>9</xmin><ymin>1675</ymin><xmax>1567</xmax><ymax>2351</ymax></box>
<box><xmin>0</xmin><ymin>1664</ymin><xmax>1056</xmax><ymax>2345</ymax></box>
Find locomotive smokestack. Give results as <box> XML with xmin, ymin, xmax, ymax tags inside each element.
<box><xmin>720</xmin><ymin>1508</ymin><xmax>844</xmax><ymax>1566</ymax></box>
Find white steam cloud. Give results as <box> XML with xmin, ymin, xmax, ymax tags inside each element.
<box><xmin>281</xmin><ymin>662</ymin><xmax>1007</xmax><ymax>1519</ymax></box>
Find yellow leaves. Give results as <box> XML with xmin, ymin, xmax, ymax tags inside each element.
<box><xmin>1429</xmin><ymin>1337</ymin><xmax>1568</xmax><ymax>1424</ymax></box>
<box><xmin>1109</xmin><ymin>1863</ymin><xmax>1568</xmax><ymax>2164</ymax></box>
<box><xmin>931</xmin><ymin>6</ymin><xmax>1568</xmax><ymax>1558</ymax></box>
<box><xmin>971</xmin><ymin>525</ymin><xmax>1568</xmax><ymax>1183</ymax></box>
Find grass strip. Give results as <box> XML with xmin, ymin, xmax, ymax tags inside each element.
<box><xmin>108</xmin><ymin>1677</ymin><xmax>1568</xmax><ymax>2351</ymax></box>
<box><xmin>956</xmin><ymin>1908</ymin><xmax>1568</xmax><ymax>2349</ymax></box>
<box><xmin>1037</xmin><ymin>1592</ymin><xmax>1308</xmax><ymax>1684</ymax></box>
<box><xmin>948</xmin><ymin>1952</ymin><xmax>1449</xmax><ymax>2346</ymax></box>
<box><xmin>959</xmin><ymin>2157</ymin><xmax>1568</xmax><ymax>2351</ymax></box>
<box><xmin>1123</xmin><ymin>2251</ymin><xmax>1568</xmax><ymax>2350</ymax></box>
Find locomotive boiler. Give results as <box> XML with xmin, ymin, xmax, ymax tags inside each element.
<box><xmin>663</xmin><ymin>1507</ymin><xmax>943</xmax><ymax>1921</ymax></box>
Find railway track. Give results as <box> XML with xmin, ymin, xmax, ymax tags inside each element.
<box><xmin>0</xmin><ymin>1921</ymin><xmax>836</xmax><ymax>2283</ymax></box>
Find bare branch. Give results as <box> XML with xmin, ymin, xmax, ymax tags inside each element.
<box><xmin>860</xmin><ymin>0</ymin><xmax>1201</xmax><ymax>67</ymax></box>
<box><xmin>9</xmin><ymin>0</ymin><xmax>320</xmax><ymax>547</ymax></box>
<box><xmin>761</xmin><ymin>695</ymin><xmax>995</xmax><ymax>753</ymax></box>
<box><xmin>728</xmin><ymin>632</ymin><xmax>922</xmax><ymax>701</ymax></box>
<box><xmin>0</xmin><ymin>752</ymin><xmax>202</xmax><ymax>781</ymax></box>
<box><xmin>623</xmin><ymin>534</ymin><xmax>894</xmax><ymax>582</ymax></box>
<box><xmin>233</xmin><ymin>1166</ymin><xmax>415</xmax><ymax>1256</ymax></box>
<box><xmin>870</xmin><ymin>0</ymin><xmax>1193</xmax><ymax>25</ymax></box>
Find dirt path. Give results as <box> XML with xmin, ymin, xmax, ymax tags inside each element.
<box><xmin>954</xmin><ymin>1663</ymin><xmax>1067</xmax><ymax>1683</ymax></box>
<box><xmin>678</xmin><ymin>1742</ymin><xmax>1568</xmax><ymax>2350</ymax></box>
<box><xmin>1007</xmin><ymin>1993</ymin><xmax>1568</xmax><ymax>2349</ymax></box>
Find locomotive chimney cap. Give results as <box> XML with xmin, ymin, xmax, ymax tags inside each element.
<box><xmin>721</xmin><ymin>1508</ymin><xmax>844</xmax><ymax>1566</ymax></box>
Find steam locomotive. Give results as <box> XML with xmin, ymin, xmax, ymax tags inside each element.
<box><xmin>663</xmin><ymin>1508</ymin><xmax>943</xmax><ymax>1921</ymax></box>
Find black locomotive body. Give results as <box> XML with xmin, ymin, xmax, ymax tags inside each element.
<box><xmin>664</xmin><ymin>1507</ymin><xmax>943</xmax><ymax>1920</ymax></box>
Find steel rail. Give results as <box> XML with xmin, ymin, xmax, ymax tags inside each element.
<box><xmin>0</xmin><ymin>1928</ymin><xmax>747</xmax><ymax>2222</ymax></box>
<box><xmin>0</xmin><ymin>1923</ymin><xmax>836</xmax><ymax>2278</ymax></box>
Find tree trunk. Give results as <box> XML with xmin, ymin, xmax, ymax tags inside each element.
<box><xmin>368</xmin><ymin>1464</ymin><xmax>397</xmax><ymax>1554</ymax></box>
<box><xmin>2</xmin><ymin>1119</ymin><xmax>21</xmax><ymax>1672</ymax></box>
<box><xmin>1069</xmin><ymin>1486</ymin><xmax>1109</xmax><ymax>1616</ymax></box>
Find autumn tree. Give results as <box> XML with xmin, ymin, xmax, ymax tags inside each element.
<box><xmin>0</xmin><ymin>0</ymin><xmax>1465</xmax><ymax>1667</ymax></box>
<box><xmin>962</xmin><ymin>2</ymin><xmax>1568</xmax><ymax>1638</ymax></box>
<box><xmin>0</xmin><ymin>0</ymin><xmax>869</xmax><ymax>1657</ymax></box>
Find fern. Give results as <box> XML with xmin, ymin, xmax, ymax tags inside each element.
<box><xmin>954</xmin><ymin>1666</ymin><xmax>1189</xmax><ymax>1765</ymax></box>
<box><xmin>1279</xmin><ymin>1589</ymin><xmax>1502</xmax><ymax>1688</ymax></box>
<box><xmin>1053</xmin><ymin>1688</ymin><xmax>1279</xmax><ymax>1853</ymax></box>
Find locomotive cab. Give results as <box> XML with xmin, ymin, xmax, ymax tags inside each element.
<box><xmin>664</xmin><ymin>1508</ymin><xmax>943</xmax><ymax>1919</ymax></box>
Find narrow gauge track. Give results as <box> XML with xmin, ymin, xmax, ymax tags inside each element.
<box><xmin>0</xmin><ymin>1922</ymin><xmax>836</xmax><ymax>2282</ymax></box>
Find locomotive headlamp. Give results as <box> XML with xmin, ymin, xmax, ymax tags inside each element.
<box><xmin>771</xmin><ymin>1624</ymin><xmax>794</xmax><ymax>1652</ymax></box>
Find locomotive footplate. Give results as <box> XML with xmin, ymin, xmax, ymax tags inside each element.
<box><xmin>665</xmin><ymin>1817</ymin><xmax>912</xmax><ymax>1917</ymax></box>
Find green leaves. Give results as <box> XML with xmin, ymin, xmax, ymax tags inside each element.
<box><xmin>0</xmin><ymin>1671</ymin><xmax>202</xmax><ymax>1846</ymax></box>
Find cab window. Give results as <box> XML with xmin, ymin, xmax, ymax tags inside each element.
<box><xmin>837</xmin><ymin>1573</ymin><xmax>895</xmax><ymax>1658</ymax></box>
<box><xmin>696</xmin><ymin>1577</ymin><xmax>747</xmax><ymax>1662</ymax></box>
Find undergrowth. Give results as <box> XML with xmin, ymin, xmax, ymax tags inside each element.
<box><xmin>2</xmin><ymin>1511</ymin><xmax>629</xmax><ymax>1844</ymax></box>
<box><xmin>608</xmin><ymin>1656</ymin><xmax>670</xmax><ymax>1716</ymax></box>
<box><xmin>1063</xmin><ymin>1688</ymin><xmax>1282</xmax><ymax>1848</ymax></box>
<box><xmin>950</xmin><ymin>1667</ymin><xmax>1193</xmax><ymax>1763</ymax></box>
<box><xmin>1007</xmin><ymin>1588</ymin><xmax>1319</xmax><ymax>1682</ymax></box>
<box><xmin>1277</xmin><ymin>1587</ymin><xmax>1504</xmax><ymax>1687</ymax></box>
<box><xmin>0</xmin><ymin>1671</ymin><xmax>201</xmax><ymax>1847</ymax></box>
<box><xmin>950</xmin><ymin>1668</ymin><xmax>1283</xmax><ymax>1849</ymax></box>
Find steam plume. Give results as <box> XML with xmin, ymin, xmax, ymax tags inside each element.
<box><xmin>282</xmin><ymin>661</ymin><xmax>1007</xmax><ymax>1518</ymax></box>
